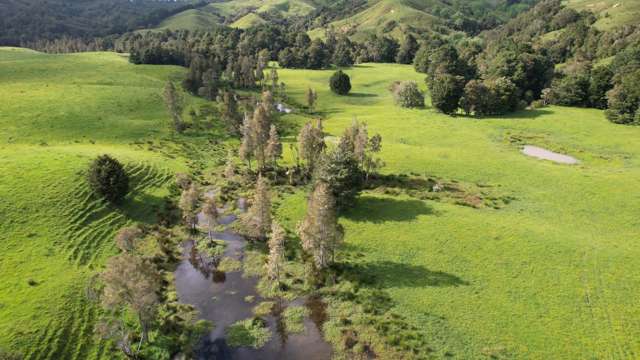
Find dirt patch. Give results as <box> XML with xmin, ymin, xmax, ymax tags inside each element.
<box><xmin>522</xmin><ymin>145</ymin><xmax>579</xmax><ymax>164</ymax></box>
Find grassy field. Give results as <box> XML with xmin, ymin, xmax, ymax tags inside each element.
<box><xmin>0</xmin><ymin>48</ymin><xmax>195</xmax><ymax>359</ymax></box>
<box><xmin>2</xmin><ymin>47</ymin><xmax>640</xmax><ymax>359</ymax></box>
<box><xmin>271</xmin><ymin>63</ymin><xmax>640</xmax><ymax>358</ymax></box>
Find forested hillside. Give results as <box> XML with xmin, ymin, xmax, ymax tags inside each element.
<box><xmin>0</xmin><ymin>0</ymin><xmax>199</xmax><ymax>45</ymax></box>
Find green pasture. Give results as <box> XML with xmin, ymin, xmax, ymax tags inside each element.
<box><xmin>0</xmin><ymin>48</ymin><xmax>191</xmax><ymax>359</ymax></box>
<box><xmin>274</xmin><ymin>63</ymin><xmax>640</xmax><ymax>358</ymax></box>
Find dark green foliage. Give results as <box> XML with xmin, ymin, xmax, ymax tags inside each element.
<box><xmin>330</xmin><ymin>70</ymin><xmax>352</xmax><ymax>95</ymax></box>
<box><xmin>315</xmin><ymin>147</ymin><xmax>364</xmax><ymax>211</ymax></box>
<box><xmin>606</xmin><ymin>69</ymin><xmax>640</xmax><ymax>125</ymax></box>
<box><xmin>588</xmin><ymin>66</ymin><xmax>613</xmax><ymax>109</ymax></box>
<box><xmin>87</xmin><ymin>154</ymin><xmax>129</xmax><ymax>204</ymax></box>
<box><xmin>391</xmin><ymin>81</ymin><xmax>424</xmax><ymax>108</ymax></box>
<box><xmin>428</xmin><ymin>73</ymin><xmax>464</xmax><ymax>114</ymax></box>
<box><xmin>0</xmin><ymin>0</ymin><xmax>196</xmax><ymax>46</ymax></box>
<box><xmin>549</xmin><ymin>73</ymin><xmax>591</xmax><ymax>106</ymax></box>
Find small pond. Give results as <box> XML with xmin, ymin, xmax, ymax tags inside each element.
<box><xmin>522</xmin><ymin>145</ymin><xmax>579</xmax><ymax>164</ymax></box>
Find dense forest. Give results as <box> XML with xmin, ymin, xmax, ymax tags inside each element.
<box><xmin>0</xmin><ymin>0</ymin><xmax>201</xmax><ymax>45</ymax></box>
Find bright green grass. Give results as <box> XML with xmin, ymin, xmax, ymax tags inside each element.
<box><xmin>274</xmin><ymin>63</ymin><xmax>640</xmax><ymax>358</ymax></box>
<box><xmin>155</xmin><ymin>0</ymin><xmax>314</xmax><ymax>31</ymax></box>
<box><xmin>308</xmin><ymin>0</ymin><xmax>440</xmax><ymax>41</ymax></box>
<box><xmin>155</xmin><ymin>8</ymin><xmax>223</xmax><ymax>31</ymax></box>
<box><xmin>231</xmin><ymin>13</ymin><xmax>267</xmax><ymax>29</ymax></box>
<box><xmin>0</xmin><ymin>48</ymin><xmax>191</xmax><ymax>359</ymax></box>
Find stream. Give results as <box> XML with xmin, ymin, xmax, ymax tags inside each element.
<box><xmin>174</xmin><ymin>197</ymin><xmax>333</xmax><ymax>360</ymax></box>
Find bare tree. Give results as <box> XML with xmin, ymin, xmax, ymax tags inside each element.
<box><xmin>267</xmin><ymin>221</ymin><xmax>286</xmax><ymax>283</ymax></box>
<box><xmin>297</xmin><ymin>121</ymin><xmax>325</xmax><ymax>171</ymax></box>
<box><xmin>298</xmin><ymin>181</ymin><xmax>343</xmax><ymax>270</ymax></box>
<box><xmin>243</xmin><ymin>174</ymin><xmax>271</xmax><ymax>240</ymax></box>
<box><xmin>202</xmin><ymin>197</ymin><xmax>218</xmax><ymax>240</ymax></box>
<box><xmin>100</xmin><ymin>254</ymin><xmax>161</xmax><ymax>352</ymax></box>
<box><xmin>179</xmin><ymin>183</ymin><xmax>199</xmax><ymax>231</ymax></box>
<box><xmin>265</xmin><ymin>124</ymin><xmax>283</xmax><ymax>168</ymax></box>
<box><xmin>306</xmin><ymin>88</ymin><xmax>318</xmax><ymax>112</ymax></box>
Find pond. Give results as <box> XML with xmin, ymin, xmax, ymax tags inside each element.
<box><xmin>174</xmin><ymin>197</ymin><xmax>332</xmax><ymax>360</ymax></box>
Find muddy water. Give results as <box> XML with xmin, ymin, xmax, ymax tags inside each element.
<box><xmin>521</xmin><ymin>145</ymin><xmax>579</xmax><ymax>164</ymax></box>
<box><xmin>174</xmin><ymin>198</ymin><xmax>332</xmax><ymax>360</ymax></box>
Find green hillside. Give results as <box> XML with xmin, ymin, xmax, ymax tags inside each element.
<box><xmin>156</xmin><ymin>8</ymin><xmax>223</xmax><ymax>31</ymax></box>
<box><xmin>231</xmin><ymin>13</ymin><xmax>267</xmax><ymax>29</ymax></box>
<box><xmin>0</xmin><ymin>48</ymin><xmax>195</xmax><ymax>359</ymax></box>
<box><xmin>566</xmin><ymin>0</ymin><xmax>640</xmax><ymax>30</ymax></box>
<box><xmin>155</xmin><ymin>0</ymin><xmax>316</xmax><ymax>31</ymax></box>
<box><xmin>270</xmin><ymin>63</ymin><xmax>640</xmax><ymax>358</ymax></box>
<box><xmin>309</xmin><ymin>0</ymin><xmax>442</xmax><ymax>40</ymax></box>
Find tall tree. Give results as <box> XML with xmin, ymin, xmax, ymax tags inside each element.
<box><xmin>239</xmin><ymin>113</ymin><xmax>255</xmax><ymax>170</ymax></box>
<box><xmin>101</xmin><ymin>254</ymin><xmax>161</xmax><ymax>348</ymax></box>
<box><xmin>298</xmin><ymin>182</ymin><xmax>343</xmax><ymax>270</ymax></box>
<box><xmin>202</xmin><ymin>197</ymin><xmax>218</xmax><ymax>240</ymax></box>
<box><xmin>179</xmin><ymin>183</ymin><xmax>199</xmax><ymax>231</ymax></box>
<box><xmin>265</xmin><ymin>125</ymin><xmax>283</xmax><ymax>168</ymax></box>
<box><xmin>297</xmin><ymin>121</ymin><xmax>325</xmax><ymax>171</ymax></box>
<box><xmin>267</xmin><ymin>221</ymin><xmax>286</xmax><ymax>283</ymax></box>
<box><xmin>307</xmin><ymin>88</ymin><xmax>318</xmax><ymax>112</ymax></box>
<box><xmin>243</xmin><ymin>175</ymin><xmax>271</xmax><ymax>240</ymax></box>
<box><xmin>162</xmin><ymin>82</ymin><xmax>185</xmax><ymax>133</ymax></box>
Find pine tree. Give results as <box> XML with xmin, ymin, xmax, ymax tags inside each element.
<box><xmin>297</xmin><ymin>121</ymin><xmax>325</xmax><ymax>171</ymax></box>
<box><xmin>265</xmin><ymin>125</ymin><xmax>283</xmax><ymax>167</ymax></box>
<box><xmin>222</xmin><ymin>91</ymin><xmax>241</xmax><ymax>135</ymax></box>
<box><xmin>251</xmin><ymin>105</ymin><xmax>271</xmax><ymax>169</ymax></box>
<box><xmin>243</xmin><ymin>175</ymin><xmax>271</xmax><ymax>240</ymax></box>
<box><xmin>224</xmin><ymin>150</ymin><xmax>236</xmax><ymax>179</ymax></box>
<box><xmin>162</xmin><ymin>82</ymin><xmax>184</xmax><ymax>133</ymax></box>
<box><xmin>202</xmin><ymin>197</ymin><xmax>218</xmax><ymax>240</ymax></box>
<box><xmin>270</xmin><ymin>68</ymin><xmax>279</xmax><ymax>90</ymax></box>
<box><xmin>267</xmin><ymin>221</ymin><xmax>286</xmax><ymax>283</ymax></box>
<box><xmin>307</xmin><ymin>88</ymin><xmax>318</xmax><ymax>112</ymax></box>
<box><xmin>239</xmin><ymin>113</ymin><xmax>254</xmax><ymax>170</ymax></box>
<box><xmin>298</xmin><ymin>181</ymin><xmax>343</xmax><ymax>270</ymax></box>
<box><xmin>179</xmin><ymin>183</ymin><xmax>199</xmax><ymax>231</ymax></box>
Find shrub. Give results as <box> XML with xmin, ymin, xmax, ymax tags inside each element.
<box><xmin>429</xmin><ymin>72</ymin><xmax>464</xmax><ymax>115</ymax></box>
<box><xmin>390</xmin><ymin>81</ymin><xmax>424</xmax><ymax>108</ymax></box>
<box><xmin>330</xmin><ymin>70</ymin><xmax>351</xmax><ymax>95</ymax></box>
<box><xmin>87</xmin><ymin>154</ymin><xmax>129</xmax><ymax>204</ymax></box>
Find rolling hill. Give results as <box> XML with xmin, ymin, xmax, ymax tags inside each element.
<box><xmin>565</xmin><ymin>0</ymin><xmax>640</xmax><ymax>30</ymax></box>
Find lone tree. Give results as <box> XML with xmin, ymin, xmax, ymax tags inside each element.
<box><xmin>267</xmin><ymin>221</ymin><xmax>286</xmax><ymax>283</ymax></box>
<box><xmin>298</xmin><ymin>181</ymin><xmax>343</xmax><ymax>270</ymax></box>
<box><xmin>88</xmin><ymin>155</ymin><xmax>129</xmax><ymax>204</ymax></box>
<box><xmin>162</xmin><ymin>82</ymin><xmax>185</xmax><ymax>133</ymax></box>
<box><xmin>315</xmin><ymin>146</ymin><xmax>363</xmax><ymax>211</ymax></box>
<box><xmin>100</xmin><ymin>254</ymin><xmax>161</xmax><ymax>352</ymax></box>
<box><xmin>297</xmin><ymin>121</ymin><xmax>325</xmax><ymax>171</ymax></box>
<box><xmin>243</xmin><ymin>175</ymin><xmax>271</xmax><ymax>240</ymax></box>
<box><xmin>179</xmin><ymin>183</ymin><xmax>199</xmax><ymax>231</ymax></box>
<box><xmin>202</xmin><ymin>197</ymin><xmax>218</xmax><ymax>240</ymax></box>
<box><xmin>307</xmin><ymin>88</ymin><xmax>318</xmax><ymax>111</ymax></box>
<box><xmin>265</xmin><ymin>125</ymin><xmax>283</xmax><ymax>168</ymax></box>
<box><xmin>330</xmin><ymin>70</ymin><xmax>351</xmax><ymax>95</ymax></box>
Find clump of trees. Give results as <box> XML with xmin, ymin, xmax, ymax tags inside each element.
<box><xmin>390</xmin><ymin>81</ymin><xmax>424</xmax><ymax>108</ymax></box>
<box><xmin>87</xmin><ymin>154</ymin><xmax>129</xmax><ymax>204</ymax></box>
<box><xmin>330</xmin><ymin>70</ymin><xmax>352</xmax><ymax>95</ymax></box>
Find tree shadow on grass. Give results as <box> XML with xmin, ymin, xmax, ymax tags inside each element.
<box><xmin>343</xmin><ymin>196</ymin><xmax>436</xmax><ymax>223</ymax></box>
<box><xmin>348</xmin><ymin>92</ymin><xmax>377</xmax><ymax>98</ymax></box>
<box><xmin>454</xmin><ymin>108</ymin><xmax>553</xmax><ymax>121</ymax></box>
<box><xmin>343</xmin><ymin>261</ymin><xmax>469</xmax><ymax>288</ymax></box>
